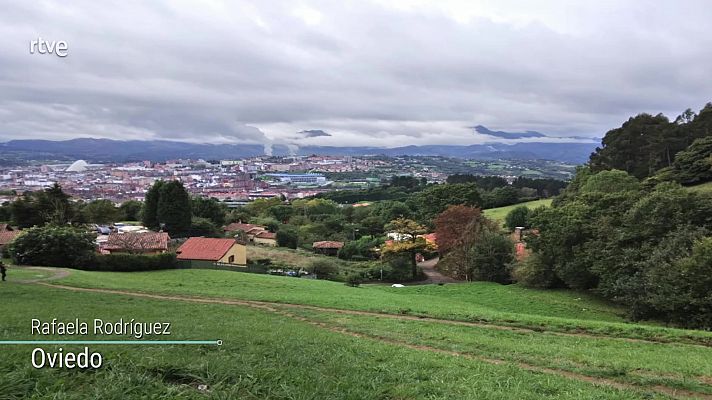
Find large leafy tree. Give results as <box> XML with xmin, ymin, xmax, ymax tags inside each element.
<box><xmin>434</xmin><ymin>205</ymin><xmax>482</xmax><ymax>255</ymax></box>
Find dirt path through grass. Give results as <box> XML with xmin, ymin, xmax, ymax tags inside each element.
<box><xmin>37</xmin><ymin>282</ymin><xmax>712</xmax><ymax>399</ymax></box>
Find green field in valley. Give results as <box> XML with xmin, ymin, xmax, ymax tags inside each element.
<box><xmin>483</xmin><ymin>198</ymin><xmax>553</xmax><ymax>223</ymax></box>
<box><xmin>2</xmin><ymin>267</ymin><xmax>712</xmax><ymax>399</ymax></box>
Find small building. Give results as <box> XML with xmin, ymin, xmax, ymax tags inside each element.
<box><xmin>224</xmin><ymin>222</ymin><xmax>276</xmax><ymax>246</ymax></box>
<box><xmin>0</xmin><ymin>230</ymin><xmax>20</xmax><ymax>252</ymax></box>
<box><xmin>176</xmin><ymin>238</ymin><xmax>247</xmax><ymax>268</ymax></box>
<box><xmin>103</xmin><ymin>232</ymin><xmax>170</xmax><ymax>254</ymax></box>
<box><xmin>312</xmin><ymin>241</ymin><xmax>344</xmax><ymax>256</ymax></box>
<box><xmin>254</xmin><ymin>231</ymin><xmax>277</xmax><ymax>246</ymax></box>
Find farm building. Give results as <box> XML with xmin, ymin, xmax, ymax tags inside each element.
<box><xmin>176</xmin><ymin>237</ymin><xmax>247</xmax><ymax>269</ymax></box>
<box><xmin>254</xmin><ymin>231</ymin><xmax>277</xmax><ymax>246</ymax></box>
<box><xmin>312</xmin><ymin>241</ymin><xmax>344</xmax><ymax>256</ymax></box>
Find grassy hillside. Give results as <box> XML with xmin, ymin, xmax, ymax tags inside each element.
<box><xmin>484</xmin><ymin>198</ymin><xmax>553</xmax><ymax>223</ymax></box>
<box><xmin>57</xmin><ymin>269</ymin><xmax>712</xmax><ymax>345</ymax></box>
<box><xmin>4</xmin><ymin>272</ymin><xmax>712</xmax><ymax>398</ymax></box>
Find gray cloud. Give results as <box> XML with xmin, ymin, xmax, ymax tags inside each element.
<box><xmin>299</xmin><ymin>130</ymin><xmax>332</xmax><ymax>138</ymax></box>
<box><xmin>1</xmin><ymin>1</ymin><xmax>711</xmax><ymax>147</ymax></box>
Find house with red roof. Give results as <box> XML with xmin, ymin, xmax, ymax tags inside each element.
<box><xmin>176</xmin><ymin>237</ymin><xmax>247</xmax><ymax>268</ymax></box>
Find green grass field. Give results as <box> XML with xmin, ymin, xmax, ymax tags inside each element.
<box><xmin>483</xmin><ymin>198</ymin><xmax>553</xmax><ymax>223</ymax></box>
<box><xmin>3</xmin><ymin>268</ymin><xmax>712</xmax><ymax>399</ymax></box>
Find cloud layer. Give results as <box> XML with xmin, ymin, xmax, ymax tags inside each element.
<box><xmin>1</xmin><ymin>1</ymin><xmax>711</xmax><ymax>147</ymax></box>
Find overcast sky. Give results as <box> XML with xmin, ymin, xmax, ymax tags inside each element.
<box><xmin>1</xmin><ymin>0</ymin><xmax>711</xmax><ymax>148</ymax></box>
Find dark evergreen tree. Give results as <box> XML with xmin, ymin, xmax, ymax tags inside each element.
<box><xmin>156</xmin><ymin>180</ymin><xmax>192</xmax><ymax>235</ymax></box>
<box><xmin>142</xmin><ymin>180</ymin><xmax>165</xmax><ymax>229</ymax></box>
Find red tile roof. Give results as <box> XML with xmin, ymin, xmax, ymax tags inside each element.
<box><xmin>224</xmin><ymin>222</ymin><xmax>262</xmax><ymax>232</ymax></box>
<box><xmin>176</xmin><ymin>237</ymin><xmax>238</xmax><ymax>261</ymax></box>
<box><xmin>104</xmin><ymin>232</ymin><xmax>169</xmax><ymax>251</ymax></box>
<box><xmin>312</xmin><ymin>241</ymin><xmax>344</xmax><ymax>249</ymax></box>
<box><xmin>255</xmin><ymin>231</ymin><xmax>276</xmax><ymax>239</ymax></box>
<box><xmin>0</xmin><ymin>230</ymin><xmax>20</xmax><ymax>245</ymax></box>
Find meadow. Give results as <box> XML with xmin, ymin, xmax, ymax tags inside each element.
<box><xmin>3</xmin><ymin>268</ymin><xmax>712</xmax><ymax>399</ymax></box>
<box><xmin>483</xmin><ymin>198</ymin><xmax>553</xmax><ymax>223</ymax></box>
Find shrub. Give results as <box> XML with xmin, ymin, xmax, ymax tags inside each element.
<box><xmin>512</xmin><ymin>253</ymin><xmax>560</xmax><ymax>288</ymax></box>
<box><xmin>344</xmin><ymin>273</ymin><xmax>363</xmax><ymax>287</ymax></box>
<box><xmin>307</xmin><ymin>259</ymin><xmax>338</xmax><ymax>280</ymax></box>
<box><xmin>9</xmin><ymin>226</ymin><xmax>95</xmax><ymax>267</ymax></box>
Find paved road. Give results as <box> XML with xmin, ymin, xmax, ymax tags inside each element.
<box><xmin>417</xmin><ymin>257</ymin><xmax>459</xmax><ymax>284</ymax></box>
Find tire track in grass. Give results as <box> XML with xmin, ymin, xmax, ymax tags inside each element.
<box><xmin>37</xmin><ymin>282</ymin><xmax>712</xmax><ymax>399</ymax></box>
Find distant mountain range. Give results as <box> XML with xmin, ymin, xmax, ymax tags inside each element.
<box><xmin>472</xmin><ymin>125</ymin><xmax>547</xmax><ymax>139</ymax></box>
<box><xmin>0</xmin><ymin>138</ymin><xmax>599</xmax><ymax>164</ymax></box>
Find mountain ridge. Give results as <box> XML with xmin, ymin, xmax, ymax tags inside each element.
<box><xmin>0</xmin><ymin>138</ymin><xmax>599</xmax><ymax>164</ymax></box>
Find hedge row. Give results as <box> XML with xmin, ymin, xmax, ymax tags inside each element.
<box><xmin>77</xmin><ymin>253</ymin><xmax>178</xmax><ymax>272</ymax></box>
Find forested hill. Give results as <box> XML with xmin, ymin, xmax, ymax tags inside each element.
<box><xmin>0</xmin><ymin>139</ymin><xmax>598</xmax><ymax>164</ymax></box>
<box><xmin>589</xmin><ymin>102</ymin><xmax>712</xmax><ymax>183</ymax></box>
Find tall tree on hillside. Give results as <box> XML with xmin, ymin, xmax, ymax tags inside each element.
<box><xmin>142</xmin><ymin>180</ymin><xmax>165</xmax><ymax>229</ymax></box>
<box><xmin>156</xmin><ymin>181</ymin><xmax>192</xmax><ymax>235</ymax></box>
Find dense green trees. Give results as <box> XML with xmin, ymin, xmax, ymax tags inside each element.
<box><xmin>119</xmin><ymin>200</ymin><xmax>143</xmax><ymax>221</ymax></box>
<box><xmin>8</xmin><ymin>184</ymin><xmax>74</xmax><ymax>228</ymax></box>
<box><xmin>522</xmin><ymin>166</ymin><xmax>712</xmax><ymax>326</ymax></box>
<box><xmin>669</xmin><ymin>136</ymin><xmax>712</xmax><ymax>185</ymax></box>
<box><xmin>590</xmin><ymin>103</ymin><xmax>712</xmax><ymax>181</ymax></box>
<box><xmin>9</xmin><ymin>226</ymin><xmax>95</xmax><ymax>267</ymax></box>
<box><xmin>414</xmin><ymin>183</ymin><xmax>482</xmax><ymax>223</ymax></box>
<box><xmin>192</xmin><ymin>197</ymin><xmax>227</xmax><ymax>226</ymax></box>
<box><xmin>82</xmin><ymin>200</ymin><xmax>120</xmax><ymax>224</ymax></box>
